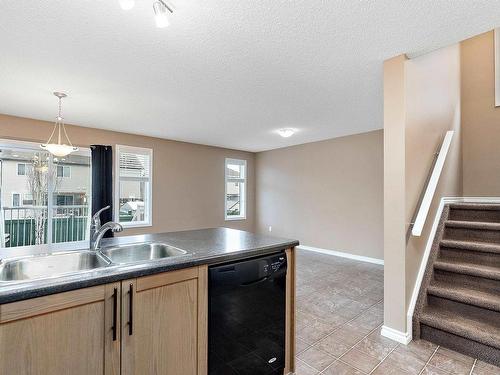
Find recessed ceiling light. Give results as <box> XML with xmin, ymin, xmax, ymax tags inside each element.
<box><xmin>277</xmin><ymin>128</ymin><xmax>296</xmax><ymax>138</ymax></box>
<box><xmin>119</xmin><ymin>0</ymin><xmax>135</xmax><ymax>10</ymax></box>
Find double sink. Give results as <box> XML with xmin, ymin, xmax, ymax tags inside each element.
<box><xmin>0</xmin><ymin>243</ymin><xmax>188</xmax><ymax>283</ymax></box>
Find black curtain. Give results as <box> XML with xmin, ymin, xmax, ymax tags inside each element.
<box><xmin>91</xmin><ymin>145</ymin><xmax>114</xmax><ymax>238</ymax></box>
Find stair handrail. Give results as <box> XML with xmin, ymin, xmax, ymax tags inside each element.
<box><xmin>410</xmin><ymin>130</ymin><xmax>454</xmax><ymax>238</ymax></box>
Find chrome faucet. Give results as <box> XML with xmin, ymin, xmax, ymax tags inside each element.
<box><xmin>90</xmin><ymin>206</ymin><xmax>123</xmax><ymax>251</ymax></box>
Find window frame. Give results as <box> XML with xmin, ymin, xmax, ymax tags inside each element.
<box><xmin>16</xmin><ymin>163</ymin><xmax>27</xmax><ymax>176</ymax></box>
<box><xmin>224</xmin><ymin>158</ymin><xmax>247</xmax><ymax>221</ymax></box>
<box><xmin>22</xmin><ymin>193</ymin><xmax>34</xmax><ymax>206</ymax></box>
<box><xmin>11</xmin><ymin>192</ymin><xmax>20</xmax><ymax>207</ymax></box>
<box><xmin>57</xmin><ymin>165</ymin><xmax>71</xmax><ymax>178</ymax></box>
<box><xmin>114</xmin><ymin>144</ymin><xmax>153</xmax><ymax>228</ymax></box>
<box><xmin>0</xmin><ymin>138</ymin><xmax>92</xmax><ymax>251</ymax></box>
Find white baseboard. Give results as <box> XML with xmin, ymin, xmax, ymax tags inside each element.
<box><xmin>297</xmin><ymin>245</ymin><xmax>384</xmax><ymax>265</ymax></box>
<box><xmin>406</xmin><ymin>196</ymin><xmax>500</xmax><ymax>340</ymax></box>
<box><xmin>380</xmin><ymin>325</ymin><xmax>411</xmax><ymax>345</ymax></box>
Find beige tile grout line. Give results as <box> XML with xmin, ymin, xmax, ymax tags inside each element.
<box><xmin>366</xmin><ymin>342</ymin><xmax>400</xmax><ymax>375</ymax></box>
<box><xmin>321</xmin><ymin>323</ymin><xmax>385</xmax><ymax>374</ymax></box>
<box><xmin>296</xmin><ymin>297</ymin><xmax>384</xmax><ymax>356</ymax></box>
<box><xmin>417</xmin><ymin>345</ymin><xmax>440</xmax><ymax>375</ymax></box>
<box><xmin>296</xmin><ymin>297</ymin><xmax>384</xmax><ymax>373</ymax></box>
<box><xmin>469</xmin><ymin>359</ymin><xmax>477</xmax><ymax>375</ymax></box>
<box><xmin>311</xmin><ymin>303</ymin><xmax>387</xmax><ymax>374</ymax></box>
<box><xmin>295</xmin><ymin>357</ymin><xmax>319</xmax><ymax>373</ymax></box>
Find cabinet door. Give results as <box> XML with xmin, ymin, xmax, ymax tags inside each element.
<box><xmin>121</xmin><ymin>266</ymin><xmax>208</xmax><ymax>375</ymax></box>
<box><xmin>0</xmin><ymin>283</ymin><xmax>121</xmax><ymax>375</ymax></box>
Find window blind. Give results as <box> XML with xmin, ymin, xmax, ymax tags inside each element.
<box><xmin>119</xmin><ymin>151</ymin><xmax>151</xmax><ymax>179</ymax></box>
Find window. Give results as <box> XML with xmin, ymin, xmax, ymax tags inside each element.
<box><xmin>115</xmin><ymin>145</ymin><xmax>153</xmax><ymax>228</ymax></box>
<box><xmin>12</xmin><ymin>193</ymin><xmax>20</xmax><ymax>207</ymax></box>
<box><xmin>57</xmin><ymin>165</ymin><xmax>71</xmax><ymax>178</ymax></box>
<box><xmin>22</xmin><ymin>193</ymin><xmax>33</xmax><ymax>206</ymax></box>
<box><xmin>55</xmin><ymin>194</ymin><xmax>74</xmax><ymax>206</ymax></box>
<box><xmin>225</xmin><ymin>158</ymin><xmax>246</xmax><ymax>220</ymax></box>
<box><xmin>17</xmin><ymin>163</ymin><xmax>28</xmax><ymax>176</ymax></box>
<box><xmin>0</xmin><ymin>139</ymin><xmax>91</xmax><ymax>249</ymax></box>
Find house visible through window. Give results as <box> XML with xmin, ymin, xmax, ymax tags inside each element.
<box><xmin>0</xmin><ymin>139</ymin><xmax>91</xmax><ymax>249</ymax></box>
<box><xmin>225</xmin><ymin>158</ymin><xmax>246</xmax><ymax>220</ymax></box>
<box><xmin>115</xmin><ymin>145</ymin><xmax>153</xmax><ymax>227</ymax></box>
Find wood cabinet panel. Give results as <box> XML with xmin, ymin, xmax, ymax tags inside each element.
<box><xmin>122</xmin><ymin>266</ymin><xmax>207</xmax><ymax>375</ymax></box>
<box><xmin>0</xmin><ymin>284</ymin><xmax>105</xmax><ymax>323</ymax></box>
<box><xmin>0</xmin><ymin>283</ymin><xmax>120</xmax><ymax>375</ymax></box>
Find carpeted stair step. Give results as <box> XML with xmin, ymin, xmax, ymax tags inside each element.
<box><xmin>433</xmin><ymin>269</ymin><xmax>500</xmax><ymax>297</ymax></box>
<box><xmin>434</xmin><ymin>258</ymin><xmax>500</xmax><ymax>281</ymax></box>
<box><xmin>444</xmin><ymin>220</ymin><xmax>500</xmax><ymax>243</ymax></box>
<box><xmin>449</xmin><ymin>203</ymin><xmax>500</xmax><ymax>210</ymax></box>
<box><xmin>439</xmin><ymin>246</ymin><xmax>500</xmax><ymax>268</ymax></box>
<box><xmin>448</xmin><ymin>203</ymin><xmax>500</xmax><ymax>223</ymax></box>
<box><xmin>440</xmin><ymin>239</ymin><xmax>500</xmax><ymax>255</ymax></box>
<box><xmin>445</xmin><ymin>220</ymin><xmax>500</xmax><ymax>230</ymax></box>
<box><xmin>427</xmin><ymin>280</ymin><xmax>500</xmax><ymax>312</ymax></box>
<box><xmin>420</xmin><ymin>304</ymin><xmax>500</xmax><ymax>349</ymax></box>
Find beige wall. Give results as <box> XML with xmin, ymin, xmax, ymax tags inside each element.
<box><xmin>255</xmin><ymin>130</ymin><xmax>384</xmax><ymax>260</ymax></box>
<box><xmin>461</xmin><ymin>31</ymin><xmax>500</xmax><ymax>195</ymax></box>
<box><xmin>404</xmin><ymin>44</ymin><xmax>462</xmax><ymax>308</ymax></box>
<box><xmin>383</xmin><ymin>55</ymin><xmax>408</xmax><ymax>333</ymax></box>
<box><xmin>0</xmin><ymin>114</ymin><xmax>255</xmax><ymax>235</ymax></box>
<box><xmin>383</xmin><ymin>44</ymin><xmax>462</xmax><ymax>334</ymax></box>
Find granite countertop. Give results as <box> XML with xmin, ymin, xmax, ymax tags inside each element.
<box><xmin>0</xmin><ymin>228</ymin><xmax>299</xmax><ymax>304</ymax></box>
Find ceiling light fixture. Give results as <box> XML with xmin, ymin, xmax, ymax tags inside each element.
<box><xmin>119</xmin><ymin>0</ymin><xmax>135</xmax><ymax>10</ymax></box>
<box><xmin>40</xmin><ymin>92</ymin><xmax>79</xmax><ymax>157</ymax></box>
<box><xmin>118</xmin><ymin>0</ymin><xmax>173</xmax><ymax>28</ymax></box>
<box><xmin>277</xmin><ymin>128</ymin><xmax>296</xmax><ymax>138</ymax></box>
<box><xmin>153</xmin><ymin>0</ymin><xmax>173</xmax><ymax>28</ymax></box>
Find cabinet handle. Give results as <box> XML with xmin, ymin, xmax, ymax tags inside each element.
<box><xmin>112</xmin><ymin>287</ymin><xmax>118</xmax><ymax>341</ymax></box>
<box><xmin>128</xmin><ymin>283</ymin><xmax>133</xmax><ymax>336</ymax></box>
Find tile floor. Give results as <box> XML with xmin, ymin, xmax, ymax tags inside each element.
<box><xmin>294</xmin><ymin>249</ymin><xmax>500</xmax><ymax>375</ymax></box>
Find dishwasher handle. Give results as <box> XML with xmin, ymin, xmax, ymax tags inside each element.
<box><xmin>241</xmin><ymin>276</ymin><xmax>269</xmax><ymax>287</ymax></box>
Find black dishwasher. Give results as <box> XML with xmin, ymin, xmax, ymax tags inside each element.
<box><xmin>208</xmin><ymin>252</ymin><xmax>287</xmax><ymax>375</ymax></box>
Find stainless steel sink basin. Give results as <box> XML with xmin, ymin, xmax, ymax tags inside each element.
<box><xmin>100</xmin><ymin>243</ymin><xmax>187</xmax><ymax>264</ymax></box>
<box><xmin>0</xmin><ymin>251</ymin><xmax>111</xmax><ymax>282</ymax></box>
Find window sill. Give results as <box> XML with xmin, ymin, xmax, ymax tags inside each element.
<box><xmin>225</xmin><ymin>216</ymin><xmax>246</xmax><ymax>221</ymax></box>
<box><xmin>120</xmin><ymin>222</ymin><xmax>153</xmax><ymax>229</ymax></box>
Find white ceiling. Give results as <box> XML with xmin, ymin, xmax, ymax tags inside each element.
<box><xmin>1</xmin><ymin>1</ymin><xmax>500</xmax><ymax>152</ymax></box>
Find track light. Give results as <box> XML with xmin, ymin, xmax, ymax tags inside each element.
<box><xmin>153</xmin><ymin>1</ymin><xmax>170</xmax><ymax>28</ymax></box>
<box><xmin>119</xmin><ymin>0</ymin><xmax>135</xmax><ymax>10</ymax></box>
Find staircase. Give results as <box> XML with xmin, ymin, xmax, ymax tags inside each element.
<box><xmin>413</xmin><ymin>202</ymin><xmax>500</xmax><ymax>367</ymax></box>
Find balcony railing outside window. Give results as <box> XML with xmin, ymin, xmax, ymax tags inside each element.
<box><xmin>2</xmin><ymin>205</ymin><xmax>89</xmax><ymax>247</ymax></box>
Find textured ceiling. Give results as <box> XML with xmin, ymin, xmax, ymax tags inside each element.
<box><xmin>1</xmin><ymin>1</ymin><xmax>500</xmax><ymax>152</ymax></box>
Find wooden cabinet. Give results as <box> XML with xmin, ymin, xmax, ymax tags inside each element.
<box><xmin>121</xmin><ymin>266</ymin><xmax>208</xmax><ymax>375</ymax></box>
<box><xmin>0</xmin><ymin>283</ymin><xmax>121</xmax><ymax>375</ymax></box>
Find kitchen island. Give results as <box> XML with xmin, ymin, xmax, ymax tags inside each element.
<box><xmin>0</xmin><ymin>227</ymin><xmax>298</xmax><ymax>375</ymax></box>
